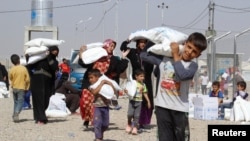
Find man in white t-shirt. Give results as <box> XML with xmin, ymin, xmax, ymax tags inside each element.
<box><xmin>200</xmin><ymin>71</ymin><xmax>209</xmax><ymax>95</ymax></box>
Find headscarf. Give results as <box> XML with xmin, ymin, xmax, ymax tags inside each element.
<box><xmin>92</xmin><ymin>39</ymin><xmax>116</xmax><ymax>74</ymax></box>
<box><xmin>103</xmin><ymin>39</ymin><xmax>116</xmax><ymax>56</ymax></box>
<box><xmin>49</xmin><ymin>46</ymin><xmax>59</xmax><ymax>57</ymax></box>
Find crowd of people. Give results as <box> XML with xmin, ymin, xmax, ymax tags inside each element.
<box><xmin>3</xmin><ymin>31</ymin><xmax>249</xmax><ymax>141</ymax></box>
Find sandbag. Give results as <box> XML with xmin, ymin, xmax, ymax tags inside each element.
<box><xmin>25</xmin><ymin>38</ymin><xmax>64</xmax><ymax>47</ymax></box>
<box><xmin>81</xmin><ymin>47</ymin><xmax>108</xmax><ymax>64</ymax></box>
<box><xmin>25</xmin><ymin>46</ymin><xmax>48</xmax><ymax>56</ymax></box>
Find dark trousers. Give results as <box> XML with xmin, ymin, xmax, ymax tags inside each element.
<box><xmin>65</xmin><ymin>94</ymin><xmax>80</xmax><ymax>113</ymax></box>
<box><xmin>155</xmin><ymin>106</ymin><xmax>188</xmax><ymax>141</ymax></box>
<box><xmin>61</xmin><ymin>72</ymin><xmax>69</xmax><ymax>80</ymax></box>
<box><xmin>93</xmin><ymin>107</ymin><xmax>109</xmax><ymax>140</ymax></box>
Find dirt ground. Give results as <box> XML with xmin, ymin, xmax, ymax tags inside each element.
<box><xmin>1</xmin><ymin>94</ymin><xmax>248</xmax><ymax>141</ymax></box>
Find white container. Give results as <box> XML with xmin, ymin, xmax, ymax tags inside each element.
<box><xmin>31</xmin><ymin>0</ymin><xmax>53</xmax><ymax>26</ymax></box>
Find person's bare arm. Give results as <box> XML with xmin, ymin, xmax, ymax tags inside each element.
<box><xmin>143</xmin><ymin>93</ymin><xmax>151</xmax><ymax>109</ymax></box>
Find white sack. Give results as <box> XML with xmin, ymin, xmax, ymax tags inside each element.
<box><xmin>25</xmin><ymin>38</ymin><xmax>64</xmax><ymax>47</ymax></box>
<box><xmin>233</xmin><ymin>97</ymin><xmax>245</xmax><ymax>122</ymax></box>
<box><xmin>230</xmin><ymin>108</ymin><xmax>235</xmax><ymax>121</ymax></box>
<box><xmin>47</xmin><ymin>93</ymin><xmax>67</xmax><ymax>111</ymax></box>
<box><xmin>27</xmin><ymin>52</ymin><xmax>48</xmax><ymax>65</ymax></box>
<box><xmin>147</xmin><ymin>44</ymin><xmax>184</xmax><ymax>57</ymax></box>
<box><xmin>125</xmin><ymin>74</ymin><xmax>137</xmax><ymax>97</ymax></box>
<box><xmin>86</xmin><ymin>42</ymin><xmax>104</xmax><ymax>49</ymax></box>
<box><xmin>89</xmin><ymin>74</ymin><xmax>122</xmax><ymax>99</ymax></box>
<box><xmin>128</xmin><ymin>30</ymin><xmax>149</xmax><ymax>41</ymax></box>
<box><xmin>25</xmin><ymin>46</ymin><xmax>48</xmax><ymax>56</ymax></box>
<box><xmin>147</xmin><ymin>27</ymin><xmax>188</xmax><ymax>44</ymax></box>
<box><xmin>239</xmin><ymin>97</ymin><xmax>250</xmax><ymax>122</ymax></box>
<box><xmin>81</xmin><ymin>47</ymin><xmax>108</xmax><ymax>64</ymax></box>
<box><xmin>98</xmin><ymin>84</ymin><xmax>114</xmax><ymax>99</ymax></box>
<box><xmin>0</xmin><ymin>82</ymin><xmax>8</xmax><ymax>98</ymax></box>
<box><xmin>89</xmin><ymin>83</ymin><xmax>114</xmax><ymax>99</ymax></box>
<box><xmin>45</xmin><ymin>109</ymin><xmax>71</xmax><ymax>118</ymax></box>
<box><xmin>129</xmin><ymin>27</ymin><xmax>188</xmax><ymax>44</ymax></box>
<box><xmin>129</xmin><ymin>27</ymin><xmax>187</xmax><ymax>57</ymax></box>
<box><xmin>45</xmin><ymin>93</ymin><xmax>71</xmax><ymax>118</ymax></box>
<box><xmin>100</xmin><ymin>74</ymin><xmax>122</xmax><ymax>91</ymax></box>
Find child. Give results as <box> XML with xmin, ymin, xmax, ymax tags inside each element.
<box><xmin>219</xmin><ymin>80</ymin><xmax>248</xmax><ymax>120</ymax></box>
<box><xmin>88</xmin><ymin>69</ymin><xmax>114</xmax><ymax>141</ymax></box>
<box><xmin>125</xmin><ymin>69</ymin><xmax>151</xmax><ymax>135</ymax></box>
<box><xmin>140</xmin><ymin>32</ymin><xmax>207</xmax><ymax>141</ymax></box>
<box><xmin>9</xmin><ymin>54</ymin><xmax>30</xmax><ymax>122</ymax></box>
<box><xmin>209</xmin><ymin>81</ymin><xmax>224</xmax><ymax>105</ymax></box>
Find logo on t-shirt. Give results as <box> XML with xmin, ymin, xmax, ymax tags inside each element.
<box><xmin>160</xmin><ymin>61</ymin><xmax>180</xmax><ymax>96</ymax></box>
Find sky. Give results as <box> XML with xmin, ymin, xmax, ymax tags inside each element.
<box><xmin>1</xmin><ymin>0</ymin><xmax>250</xmax><ymax>61</ymax></box>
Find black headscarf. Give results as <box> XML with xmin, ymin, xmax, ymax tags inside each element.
<box><xmin>48</xmin><ymin>46</ymin><xmax>59</xmax><ymax>58</ymax></box>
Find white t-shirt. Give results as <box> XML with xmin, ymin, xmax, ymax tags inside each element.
<box><xmin>200</xmin><ymin>75</ymin><xmax>209</xmax><ymax>85</ymax></box>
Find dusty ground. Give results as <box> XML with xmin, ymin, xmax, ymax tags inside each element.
<box><xmin>0</xmin><ymin>95</ymin><xmax>246</xmax><ymax>141</ymax></box>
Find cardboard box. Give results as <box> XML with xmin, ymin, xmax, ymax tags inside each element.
<box><xmin>193</xmin><ymin>95</ymin><xmax>218</xmax><ymax>120</ymax></box>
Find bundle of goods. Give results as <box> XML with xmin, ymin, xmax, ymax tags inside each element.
<box><xmin>24</xmin><ymin>38</ymin><xmax>64</xmax><ymax>64</ymax></box>
<box><xmin>72</xmin><ymin>42</ymin><xmax>106</xmax><ymax>64</ymax></box>
<box><xmin>128</xmin><ymin>26</ymin><xmax>188</xmax><ymax>57</ymax></box>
